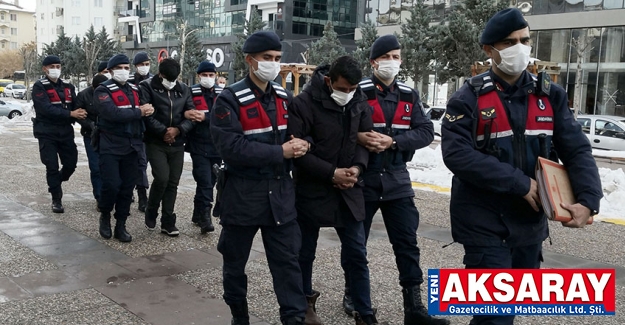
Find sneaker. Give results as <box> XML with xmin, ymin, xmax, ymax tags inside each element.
<box><xmin>145</xmin><ymin>217</ymin><xmax>156</xmax><ymax>231</ymax></box>
<box><xmin>161</xmin><ymin>225</ymin><xmax>179</xmax><ymax>237</ymax></box>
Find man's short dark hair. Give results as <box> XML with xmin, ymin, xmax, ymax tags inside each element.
<box><xmin>328</xmin><ymin>56</ymin><xmax>362</xmax><ymax>85</ymax></box>
<box><xmin>159</xmin><ymin>58</ymin><xmax>180</xmax><ymax>81</ymax></box>
<box><xmin>92</xmin><ymin>74</ymin><xmax>108</xmax><ymax>88</ymax></box>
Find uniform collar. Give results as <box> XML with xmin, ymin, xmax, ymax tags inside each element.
<box><xmin>489</xmin><ymin>70</ymin><xmax>534</xmax><ymax>94</ymax></box>
<box><xmin>245</xmin><ymin>75</ymin><xmax>272</xmax><ymax>97</ymax></box>
<box><xmin>371</xmin><ymin>74</ymin><xmax>396</xmax><ymax>94</ymax></box>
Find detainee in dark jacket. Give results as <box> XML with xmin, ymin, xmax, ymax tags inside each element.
<box><xmin>94</xmin><ymin>53</ymin><xmax>154</xmax><ymax>243</ymax></box>
<box><xmin>288</xmin><ymin>56</ymin><xmax>386</xmax><ymax>325</ymax></box>
<box><xmin>75</xmin><ymin>74</ymin><xmax>109</xmax><ymax>208</ymax></box>
<box><xmin>209</xmin><ymin>31</ymin><xmax>308</xmax><ymax>325</ymax></box>
<box><xmin>32</xmin><ymin>55</ymin><xmax>85</xmax><ymax>213</ymax></box>
<box><xmin>184</xmin><ymin>61</ymin><xmax>223</xmax><ymax>234</ymax></box>
<box><xmin>442</xmin><ymin>9</ymin><xmax>602</xmax><ymax>325</ymax></box>
<box><xmin>139</xmin><ymin>58</ymin><xmax>195</xmax><ymax>237</ymax></box>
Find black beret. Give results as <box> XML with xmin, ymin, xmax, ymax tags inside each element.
<box><xmin>107</xmin><ymin>54</ymin><xmax>130</xmax><ymax>69</ymax></box>
<box><xmin>243</xmin><ymin>31</ymin><xmax>282</xmax><ymax>54</ymax></box>
<box><xmin>480</xmin><ymin>8</ymin><xmax>529</xmax><ymax>45</ymax></box>
<box><xmin>97</xmin><ymin>61</ymin><xmax>108</xmax><ymax>73</ymax></box>
<box><xmin>197</xmin><ymin>61</ymin><xmax>216</xmax><ymax>74</ymax></box>
<box><xmin>370</xmin><ymin>34</ymin><xmax>401</xmax><ymax>60</ymax></box>
<box><xmin>42</xmin><ymin>55</ymin><xmax>61</xmax><ymax>66</ymax></box>
<box><xmin>133</xmin><ymin>51</ymin><xmax>150</xmax><ymax>65</ymax></box>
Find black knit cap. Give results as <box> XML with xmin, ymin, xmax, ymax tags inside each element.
<box><xmin>197</xmin><ymin>61</ymin><xmax>216</xmax><ymax>74</ymax></box>
<box><xmin>480</xmin><ymin>8</ymin><xmax>529</xmax><ymax>45</ymax></box>
<box><xmin>370</xmin><ymin>34</ymin><xmax>401</xmax><ymax>60</ymax></box>
<box><xmin>107</xmin><ymin>54</ymin><xmax>130</xmax><ymax>70</ymax></box>
<box><xmin>97</xmin><ymin>61</ymin><xmax>108</xmax><ymax>73</ymax></box>
<box><xmin>42</xmin><ymin>55</ymin><xmax>61</xmax><ymax>66</ymax></box>
<box><xmin>243</xmin><ymin>31</ymin><xmax>282</xmax><ymax>54</ymax></box>
<box><xmin>133</xmin><ymin>51</ymin><xmax>150</xmax><ymax>65</ymax></box>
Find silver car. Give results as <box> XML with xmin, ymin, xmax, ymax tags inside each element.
<box><xmin>0</xmin><ymin>99</ymin><xmax>26</xmax><ymax>119</ymax></box>
<box><xmin>577</xmin><ymin>115</ymin><xmax>625</xmax><ymax>151</ymax></box>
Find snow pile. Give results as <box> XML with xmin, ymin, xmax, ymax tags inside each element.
<box><xmin>407</xmin><ymin>145</ymin><xmax>453</xmax><ymax>189</ymax></box>
<box><xmin>592</xmin><ymin>149</ymin><xmax>625</xmax><ymax>159</ymax></box>
<box><xmin>596</xmin><ymin>168</ymin><xmax>625</xmax><ymax>221</ymax></box>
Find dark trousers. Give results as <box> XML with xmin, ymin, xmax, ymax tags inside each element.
<box><xmin>145</xmin><ymin>143</ymin><xmax>184</xmax><ymax>227</ymax></box>
<box><xmin>298</xmin><ymin>202</ymin><xmax>374</xmax><ymax>316</ymax></box>
<box><xmin>464</xmin><ymin>243</ymin><xmax>542</xmax><ymax>325</ymax></box>
<box><xmin>218</xmin><ymin>220</ymin><xmax>307</xmax><ymax>321</ymax></box>
<box><xmin>38</xmin><ymin>137</ymin><xmax>78</xmax><ymax>197</ymax></box>
<box><xmin>136</xmin><ymin>143</ymin><xmax>149</xmax><ymax>189</ymax></box>
<box><xmin>98</xmin><ymin>151</ymin><xmax>139</xmax><ymax>220</ymax></box>
<box><xmin>83</xmin><ymin>137</ymin><xmax>101</xmax><ymax>201</ymax></box>
<box><xmin>190</xmin><ymin>153</ymin><xmax>221</xmax><ymax>211</ymax></box>
<box><xmin>341</xmin><ymin>197</ymin><xmax>423</xmax><ymax>288</ymax></box>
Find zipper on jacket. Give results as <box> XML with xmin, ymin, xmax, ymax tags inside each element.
<box><xmin>168</xmin><ymin>91</ymin><xmax>173</xmax><ymax>127</ymax></box>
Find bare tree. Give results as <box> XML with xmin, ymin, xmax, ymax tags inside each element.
<box><xmin>83</xmin><ymin>25</ymin><xmax>104</xmax><ymax>83</ymax></box>
<box><xmin>571</xmin><ymin>32</ymin><xmax>595</xmax><ymax>119</ymax></box>
<box><xmin>0</xmin><ymin>50</ymin><xmax>23</xmax><ymax>79</ymax></box>
<box><xmin>19</xmin><ymin>42</ymin><xmax>38</xmax><ymax>100</ymax></box>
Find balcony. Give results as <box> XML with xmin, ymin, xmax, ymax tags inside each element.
<box><xmin>118</xmin><ymin>9</ymin><xmax>138</xmax><ymax>18</ymax></box>
<box><xmin>120</xmin><ymin>34</ymin><xmax>138</xmax><ymax>49</ymax></box>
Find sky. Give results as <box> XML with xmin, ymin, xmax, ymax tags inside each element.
<box><xmin>12</xmin><ymin>0</ymin><xmax>36</xmax><ymax>12</ymax></box>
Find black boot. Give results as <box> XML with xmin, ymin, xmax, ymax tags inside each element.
<box><xmin>343</xmin><ymin>287</ymin><xmax>354</xmax><ymax>317</ymax></box>
<box><xmin>99</xmin><ymin>212</ymin><xmax>112</xmax><ymax>239</ymax></box>
<box><xmin>282</xmin><ymin>316</ymin><xmax>304</xmax><ymax>325</ymax></box>
<box><xmin>403</xmin><ymin>285</ymin><xmax>450</xmax><ymax>325</ymax></box>
<box><xmin>114</xmin><ymin>219</ymin><xmax>132</xmax><ymax>242</ymax></box>
<box><xmin>191</xmin><ymin>206</ymin><xmax>200</xmax><ymax>225</ymax></box>
<box><xmin>200</xmin><ymin>207</ymin><xmax>215</xmax><ymax>234</ymax></box>
<box><xmin>51</xmin><ymin>198</ymin><xmax>64</xmax><ymax>213</ymax></box>
<box><xmin>137</xmin><ymin>187</ymin><xmax>148</xmax><ymax>212</ymax></box>
<box><xmin>305</xmin><ymin>290</ymin><xmax>323</xmax><ymax>325</ymax></box>
<box><xmin>229</xmin><ymin>301</ymin><xmax>250</xmax><ymax>325</ymax></box>
<box><xmin>354</xmin><ymin>312</ymin><xmax>387</xmax><ymax>325</ymax></box>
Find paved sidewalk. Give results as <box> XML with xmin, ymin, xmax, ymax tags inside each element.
<box><xmin>0</xmin><ymin>117</ymin><xmax>623</xmax><ymax>325</ymax></box>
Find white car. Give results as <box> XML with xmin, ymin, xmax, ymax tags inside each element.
<box><xmin>3</xmin><ymin>83</ymin><xmax>26</xmax><ymax>99</ymax></box>
<box><xmin>425</xmin><ymin>106</ymin><xmax>446</xmax><ymax>136</ymax></box>
<box><xmin>0</xmin><ymin>99</ymin><xmax>26</xmax><ymax>119</ymax></box>
<box><xmin>577</xmin><ymin>115</ymin><xmax>625</xmax><ymax>151</ymax></box>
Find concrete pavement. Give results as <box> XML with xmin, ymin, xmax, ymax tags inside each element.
<box><xmin>0</xmin><ymin>116</ymin><xmax>623</xmax><ymax>325</ymax></box>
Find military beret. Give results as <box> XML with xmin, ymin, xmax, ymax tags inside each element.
<box><xmin>133</xmin><ymin>51</ymin><xmax>150</xmax><ymax>65</ymax></box>
<box><xmin>197</xmin><ymin>61</ymin><xmax>216</xmax><ymax>74</ymax></box>
<box><xmin>107</xmin><ymin>54</ymin><xmax>130</xmax><ymax>69</ymax></box>
<box><xmin>97</xmin><ymin>61</ymin><xmax>108</xmax><ymax>73</ymax></box>
<box><xmin>480</xmin><ymin>8</ymin><xmax>529</xmax><ymax>45</ymax></box>
<box><xmin>370</xmin><ymin>34</ymin><xmax>401</xmax><ymax>60</ymax></box>
<box><xmin>243</xmin><ymin>31</ymin><xmax>282</xmax><ymax>54</ymax></box>
<box><xmin>42</xmin><ymin>55</ymin><xmax>61</xmax><ymax>66</ymax></box>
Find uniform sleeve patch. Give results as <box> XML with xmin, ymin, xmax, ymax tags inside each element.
<box><xmin>98</xmin><ymin>94</ymin><xmax>109</xmax><ymax>101</ymax></box>
<box><xmin>213</xmin><ymin>106</ymin><xmax>231</xmax><ymax>125</ymax></box>
<box><xmin>444</xmin><ymin>113</ymin><xmax>465</xmax><ymax>122</ymax></box>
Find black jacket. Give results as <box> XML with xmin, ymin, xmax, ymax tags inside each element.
<box><xmin>185</xmin><ymin>84</ymin><xmax>220</xmax><ymax>157</ymax></box>
<box><xmin>139</xmin><ymin>76</ymin><xmax>195</xmax><ymax>147</ymax></box>
<box><xmin>31</xmin><ymin>77</ymin><xmax>77</xmax><ymax>140</ymax></box>
<box><xmin>442</xmin><ymin>70</ymin><xmax>602</xmax><ymax>247</ymax></box>
<box><xmin>75</xmin><ymin>86</ymin><xmax>98</xmax><ymax>137</ymax></box>
<box><xmin>288</xmin><ymin>65</ymin><xmax>373</xmax><ymax>227</ymax></box>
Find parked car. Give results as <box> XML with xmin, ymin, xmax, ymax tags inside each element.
<box><xmin>425</xmin><ymin>106</ymin><xmax>446</xmax><ymax>136</ymax></box>
<box><xmin>3</xmin><ymin>83</ymin><xmax>26</xmax><ymax>99</ymax></box>
<box><xmin>0</xmin><ymin>99</ymin><xmax>26</xmax><ymax>119</ymax></box>
<box><xmin>0</xmin><ymin>79</ymin><xmax>13</xmax><ymax>95</ymax></box>
<box><xmin>577</xmin><ymin>115</ymin><xmax>625</xmax><ymax>151</ymax></box>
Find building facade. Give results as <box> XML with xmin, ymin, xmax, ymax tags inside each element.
<box><xmin>36</xmin><ymin>0</ymin><xmax>118</xmax><ymax>54</ymax></box>
<box><xmin>117</xmin><ymin>0</ymin><xmax>363</xmax><ymax>82</ymax></box>
<box><xmin>0</xmin><ymin>0</ymin><xmax>35</xmax><ymax>51</ymax></box>
<box><xmin>360</xmin><ymin>0</ymin><xmax>625</xmax><ymax>117</ymax></box>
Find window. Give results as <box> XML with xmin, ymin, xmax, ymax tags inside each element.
<box><xmin>10</xmin><ymin>14</ymin><xmax>16</xmax><ymax>21</ymax></box>
<box><xmin>94</xmin><ymin>0</ymin><xmax>102</xmax><ymax>6</ymax></box>
<box><xmin>1</xmin><ymin>43</ymin><xmax>4</xmax><ymax>49</ymax></box>
<box><xmin>1</xmin><ymin>28</ymin><xmax>4</xmax><ymax>34</ymax></box>
<box><xmin>10</xmin><ymin>28</ymin><xmax>17</xmax><ymax>35</ymax></box>
<box><xmin>41</xmin><ymin>13</ymin><xmax>44</xmax><ymax>20</ymax></box>
<box><xmin>71</xmin><ymin>0</ymin><xmax>81</xmax><ymax>6</ymax></box>
<box><xmin>94</xmin><ymin>17</ymin><xmax>103</xmax><ymax>27</ymax></box>
<box><xmin>578</xmin><ymin>118</ymin><xmax>591</xmax><ymax>134</ymax></box>
<box><xmin>72</xmin><ymin>16</ymin><xmax>81</xmax><ymax>25</ymax></box>
<box><xmin>0</xmin><ymin>13</ymin><xmax>5</xmax><ymax>21</ymax></box>
<box><xmin>595</xmin><ymin>119</ymin><xmax>625</xmax><ymax>138</ymax></box>
<box><xmin>10</xmin><ymin>42</ymin><xmax>17</xmax><ymax>49</ymax></box>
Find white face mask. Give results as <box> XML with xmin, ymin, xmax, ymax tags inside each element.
<box><xmin>218</xmin><ymin>83</ymin><xmax>226</xmax><ymax>88</ymax></box>
<box><xmin>492</xmin><ymin>43</ymin><xmax>531</xmax><ymax>76</ymax></box>
<box><xmin>375</xmin><ymin>60</ymin><xmax>401</xmax><ymax>80</ymax></box>
<box><xmin>330</xmin><ymin>87</ymin><xmax>356</xmax><ymax>107</ymax></box>
<box><xmin>112</xmin><ymin>69</ymin><xmax>130</xmax><ymax>83</ymax></box>
<box><xmin>200</xmin><ymin>77</ymin><xmax>215</xmax><ymax>89</ymax></box>
<box><xmin>48</xmin><ymin>68</ymin><xmax>61</xmax><ymax>79</ymax></box>
<box><xmin>137</xmin><ymin>65</ymin><xmax>150</xmax><ymax>76</ymax></box>
<box><xmin>162</xmin><ymin>78</ymin><xmax>176</xmax><ymax>90</ymax></box>
<box><xmin>103</xmin><ymin>72</ymin><xmax>111</xmax><ymax>79</ymax></box>
<box><xmin>253</xmin><ymin>59</ymin><xmax>281</xmax><ymax>82</ymax></box>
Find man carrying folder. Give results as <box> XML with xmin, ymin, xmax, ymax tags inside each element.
<box><xmin>441</xmin><ymin>8</ymin><xmax>603</xmax><ymax>325</ymax></box>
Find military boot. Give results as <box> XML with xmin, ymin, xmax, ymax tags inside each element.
<box><xmin>343</xmin><ymin>286</ymin><xmax>354</xmax><ymax>316</ymax></box>
<box><xmin>99</xmin><ymin>212</ymin><xmax>112</xmax><ymax>239</ymax></box>
<box><xmin>51</xmin><ymin>191</ymin><xmax>64</xmax><ymax>213</ymax></box>
<box><xmin>200</xmin><ymin>207</ymin><xmax>215</xmax><ymax>234</ymax></box>
<box><xmin>114</xmin><ymin>219</ymin><xmax>132</xmax><ymax>242</ymax></box>
<box><xmin>305</xmin><ymin>290</ymin><xmax>323</xmax><ymax>325</ymax></box>
<box><xmin>191</xmin><ymin>206</ymin><xmax>201</xmax><ymax>225</ymax></box>
<box><xmin>229</xmin><ymin>301</ymin><xmax>250</xmax><ymax>325</ymax></box>
<box><xmin>403</xmin><ymin>285</ymin><xmax>450</xmax><ymax>325</ymax></box>
<box><xmin>283</xmin><ymin>316</ymin><xmax>305</xmax><ymax>325</ymax></box>
<box><xmin>137</xmin><ymin>187</ymin><xmax>148</xmax><ymax>212</ymax></box>
<box><xmin>354</xmin><ymin>312</ymin><xmax>387</xmax><ymax>325</ymax></box>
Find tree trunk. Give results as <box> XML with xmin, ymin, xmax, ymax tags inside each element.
<box><xmin>573</xmin><ymin>55</ymin><xmax>583</xmax><ymax>120</ymax></box>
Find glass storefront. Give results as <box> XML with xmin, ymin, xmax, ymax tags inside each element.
<box><xmin>514</xmin><ymin>0</ymin><xmax>624</xmax><ymax>15</ymax></box>
<box><xmin>292</xmin><ymin>0</ymin><xmax>358</xmax><ymax>38</ymax></box>
<box><xmin>532</xmin><ymin>27</ymin><xmax>625</xmax><ymax>116</ymax></box>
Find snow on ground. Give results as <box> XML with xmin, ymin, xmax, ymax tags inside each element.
<box><xmin>409</xmin><ymin>146</ymin><xmax>625</xmax><ymax>221</ymax></box>
<box><xmin>592</xmin><ymin>149</ymin><xmax>625</xmax><ymax>159</ymax></box>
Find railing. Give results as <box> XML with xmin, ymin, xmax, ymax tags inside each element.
<box><xmin>118</xmin><ymin>9</ymin><xmax>138</xmax><ymax>17</ymax></box>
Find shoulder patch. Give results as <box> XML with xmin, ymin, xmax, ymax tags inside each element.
<box><xmin>444</xmin><ymin>113</ymin><xmax>465</xmax><ymax>122</ymax></box>
<box><xmin>213</xmin><ymin>105</ymin><xmax>231</xmax><ymax>126</ymax></box>
<box><xmin>359</xmin><ymin>78</ymin><xmax>374</xmax><ymax>90</ymax></box>
<box><xmin>271</xmin><ymin>82</ymin><xmax>289</xmax><ymax>99</ymax></box>
<box><xmin>396</xmin><ymin>81</ymin><xmax>413</xmax><ymax>94</ymax></box>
